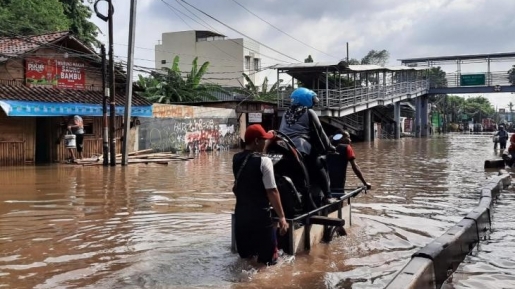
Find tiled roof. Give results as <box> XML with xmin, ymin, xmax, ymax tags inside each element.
<box><xmin>0</xmin><ymin>84</ymin><xmax>152</xmax><ymax>106</ymax></box>
<box><xmin>0</xmin><ymin>31</ymin><xmax>70</xmax><ymax>57</ymax></box>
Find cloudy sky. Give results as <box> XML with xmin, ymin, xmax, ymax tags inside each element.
<box><xmin>88</xmin><ymin>0</ymin><xmax>515</xmax><ymax>108</ymax></box>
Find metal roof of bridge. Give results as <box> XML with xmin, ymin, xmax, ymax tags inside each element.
<box><xmin>273</xmin><ymin>62</ymin><xmax>427</xmax><ymax>72</ymax></box>
<box><xmin>399</xmin><ymin>52</ymin><xmax>515</xmax><ymax>64</ymax></box>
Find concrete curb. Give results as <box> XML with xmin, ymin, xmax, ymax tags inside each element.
<box><xmin>384</xmin><ymin>171</ymin><xmax>511</xmax><ymax>289</ymax></box>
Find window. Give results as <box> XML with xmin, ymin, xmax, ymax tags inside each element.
<box><xmin>82</xmin><ymin>117</ymin><xmax>94</xmax><ymax>135</ymax></box>
<box><xmin>245</xmin><ymin>56</ymin><xmax>251</xmax><ymax>70</ymax></box>
<box><xmin>161</xmin><ymin>60</ymin><xmax>167</xmax><ymax>64</ymax></box>
<box><xmin>254</xmin><ymin>58</ymin><xmax>260</xmax><ymax>71</ymax></box>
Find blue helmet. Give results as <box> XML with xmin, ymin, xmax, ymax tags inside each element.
<box><xmin>290</xmin><ymin>87</ymin><xmax>319</xmax><ymax>107</ymax></box>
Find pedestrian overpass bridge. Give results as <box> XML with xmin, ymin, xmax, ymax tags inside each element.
<box><xmin>273</xmin><ymin>51</ymin><xmax>515</xmax><ymax>140</ymax></box>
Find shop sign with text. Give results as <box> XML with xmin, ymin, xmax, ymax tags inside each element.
<box><xmin>25</xmin><ymin>58</ymin><xmax>86</xmax><ymax>90</ymax></box>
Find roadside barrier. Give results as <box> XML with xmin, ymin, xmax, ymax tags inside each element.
<box><xmin>384</xmin><ymin>170</ymin><xmax>511</xmax><ymax>289</ymax></box>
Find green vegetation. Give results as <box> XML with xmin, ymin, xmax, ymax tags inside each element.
<box><xmin>437</xmin><ymin>95</ymin><xmax>495</xmax><ymax>123</ymax></box>
<box><xmin>136</xmin><ymin>56</ymin><xmax>222</xmax><ymax>103</ymax></box>
<box><xmin>0</xmin><ymin>0</ymin><xmax>98</xmax><ymax>47</ymax></box>
<box><xmin>235</xmin><ymin>72</ymin><xmax>281</xmax><ymax>102</ymax></box>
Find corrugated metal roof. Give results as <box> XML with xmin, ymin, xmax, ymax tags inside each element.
<box><xmin>0</xmin><ymin>84</ymin><xmax>152</xmax><ymax>106</ymax></box>
<box><xmin>0</xmin><ymin>31</ymin><xmax>70</xmax><ymax>57</ymax></box>
<box><xmin>274</xmin><ymin>62</ymin><xmax>428</xmax><ymax>72</ymax></box>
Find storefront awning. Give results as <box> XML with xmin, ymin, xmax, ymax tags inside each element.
<box><xmin>0</xmin><ymin>100</ymin><xmax>152</xmax><ymax>117</ymax></box>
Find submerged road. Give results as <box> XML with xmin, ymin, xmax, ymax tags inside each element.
<box><xmin>0</xmin><ymin>134</ymin><xmax>513</xmax><ymax>289</ymax></box>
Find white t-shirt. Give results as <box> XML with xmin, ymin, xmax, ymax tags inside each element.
<box><xmin>260</xmin><ymin>156</ymin><xmax>277</xmax><ymax>190</ymax></box>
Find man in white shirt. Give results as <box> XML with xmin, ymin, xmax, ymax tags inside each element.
<box><xmin>232</xmin><ymin>124</ymin><xmax>289</xmax><ymax>266</ymax></box>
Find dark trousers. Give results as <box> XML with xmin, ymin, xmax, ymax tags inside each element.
<box><xmin>500</xmin><ymin>140</ymin><xmax>507</xmax><ymax>150</ymax></box>
<box><xmin>235</xmin><ymin>221</ymin><xmax>278</xmax><ymax>265</ymax></box>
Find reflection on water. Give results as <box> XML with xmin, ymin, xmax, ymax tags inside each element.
<box><xmin>0</xmin><ymin>134</ymin><xmax>513</xmax><ymax>289</ymax></box>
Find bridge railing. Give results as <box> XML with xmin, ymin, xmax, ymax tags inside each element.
<box><xmin>431</xmin><ymin>71</ymin><xmax>514</xmax><ymax>88</ymax></box>
<box><xmin>278</xmin><ymin>80</ymin><xmax>429</xmax><ymax>110</ymax></box>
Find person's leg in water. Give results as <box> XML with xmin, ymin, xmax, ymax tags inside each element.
<box><xmin>68</xmin><ymin>148</ymin><xmax>76</xmax><ymax>162</ymax></box>
<box><xmin>76</xmin><ymin>134</ymin><xmax>84</xmax><ymax>160</ymax></box>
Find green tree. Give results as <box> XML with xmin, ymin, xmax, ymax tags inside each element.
<box><xmin>426</xmin><ymin>67</ymin><xmax>447</xmax><ymax>88</ymax></box>
<box><xmin>0</xmin><ymin>0</ymin><xmax>98</xmax><ymax>47</ymax></box>
<box><xmin>304</xmin><ymin>55</ymin><xmax>313</xmax><ymax>63</ymax></box>
<box><xmin>236</xmin><ymin>72</ymin><xmax>281</xmax><ymax>102</ymax></box>
<box><xmin>508</xmin><ymin>65</ymin><xmax>515</xmax><ymax>85</ymax></box>
<box><xmin>0</xmin><ymin>0</ymin><xmax>70</xmax><ymax>36</ymax></box>
<box><xmin>137</xmin><ymin>56</ymin><xmax>221</xmax><ymax>103</ymax></box>
<box><xmin>59</xmin><ymin>0</ymin><xmax>99</xmax><ymax>47</ymax></box>
<box><xmin>361</xmin><ymin>49</ymin><xmax>390</xmax><ymax>66</ymax></box>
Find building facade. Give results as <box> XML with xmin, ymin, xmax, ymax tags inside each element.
<box><xmin>155</xmin><ymin>30</ymin><xmax>261</xmax><ymax>88</ymax></box>
<box><xmin>0</xmin><ymin>32</ymin><xmax>152</xmax><ymax>165</ymax></box>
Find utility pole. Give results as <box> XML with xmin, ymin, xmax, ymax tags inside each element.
<box><xmin>101</xmin><ymin>44</ymin><xmax>108</xmax><ymax>166</ymax></box>
<box><xmin>121</xmin><ymin>0</ymin><xmax>138</xmax><ymax>166</ymax></box>
<box><xmin>94</xmin><ymin>0</ymin><xmax>115</xmax><ymax>166</ymax></box>
<box><xmin>108</xmin><ymin>0</ymin><xmax>116</xmax><ymax>166</ymax></box>
<box><xmin>346</xmin><ymin>42</ymin><xmax>349</xmax><ymax>63</ymax></box>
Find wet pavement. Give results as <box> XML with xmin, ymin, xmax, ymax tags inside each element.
<box><xmin>0</xmin><ymin>134</ymin><xmax>513</xmax><ymax>289</ymax></box>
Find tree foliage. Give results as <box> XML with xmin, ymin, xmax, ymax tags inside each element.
<box><xmin>0</xmin><ymin>0</ymin><xmax>98</xmax><ymax>47</ymax></box>
<box><xmin>508</xmin><ymin>65</ymin><xmax>515</xmax><ymax>85</ymax></box>
<box><xmin>442</xmin><ymin>95</ymin><xmax>495</xmax><ymax>123</ymax></box>
<box><xmin>304</xmin><ymin>55</ymin><xmax>313</xmax><ymax>63</ymax></box>
<box><xmin>0</xmin><ymin>0</ymin><xmax>70</xmax><ymax>36</ymax></box>
<box><xmin>59</xmin><ymin>0</ymin><xmax>99</xmax><ymax>47</ymax></box>
<box><xmin>235</xmin><ymin>72</ymin><xmax>280</xmax><ymax>102</ymax></box>
<box><xmin>360</xmin><ymin>49</ymin><xmax>390</xmax><ymax>66</ymax></box>
<box><xmin>426</xmin><ymin>67</ymin><xmax>447</xmax><ymax>88</ymax></box>
<box><xmin>136</xmin><ymin>56</ymin><xmax>221</xmax><ymax>103</ymax></box>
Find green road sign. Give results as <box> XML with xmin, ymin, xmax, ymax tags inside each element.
<box><xmin>460</xmin><ymin>74</ymin><xmax>485</xmax><ymax>86</ymax></box>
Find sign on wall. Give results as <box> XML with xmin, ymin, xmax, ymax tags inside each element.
<box><xmin>248</xmin><ymin>113</ymin><xmax>262</xmax><ymax>123</ymax></box>
<box><xmin>25</xmin><ymin>58</ymin><xmax>86</xmax><ymax>90</ymax></box>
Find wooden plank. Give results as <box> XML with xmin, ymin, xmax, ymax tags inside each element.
<box><xmin>126</xmin><ymin>158</ymin><xmax>189</xmax><ymax>164</ymax></box>
<box><xmin>128</xmin><ymin>148</ymin><xmax>153</xmax><ymax>156</ymax></box>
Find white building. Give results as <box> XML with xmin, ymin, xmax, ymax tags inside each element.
<box><xmin>155</xmin><ymin>30</ymin><xmax>261</xmax><ymax>88</ymax></box>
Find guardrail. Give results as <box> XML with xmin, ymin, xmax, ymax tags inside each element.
<box><xmin>384</xmin><ymin>170</ymin><xmax>511</xmax><ymax>289</ymax></box>
<box><xmin>278</xmin><ymin>80</ymin><xmax>429</xmax><ymax>110</ymax></box>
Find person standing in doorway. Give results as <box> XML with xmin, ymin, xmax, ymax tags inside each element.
<box><xmin>67</xmin><ymin>115</ymin><xmax>84</xmax><ymax>162</ymax></box>
<box><xmin>326</xmin><ymin>131</ymin><xmax>372</xmax><ymax>192</ymax></box>
<box><xmin>232</xmin><ymin>124</ymin><xmax>289</xmax><ymax>266</ymax></box>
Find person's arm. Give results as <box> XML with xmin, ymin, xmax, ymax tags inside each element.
<box><xmin>266</xmin><ymin>188</ymin><xmax>288</xmax><ymax>234</ymax></box>
<box><xmin>347</xmin><ymin>146</ymin><xmax>371</xmax><ymax>189</ymax></box>
<box><xmin>349</xmin><ymin>160</ymin><xmax>371</xmax><ymax>189</ymax></box>
<box><xmin>261</xmin><ymin>157</ymin><xmax>289</xmax><ymax>235</ymax></box>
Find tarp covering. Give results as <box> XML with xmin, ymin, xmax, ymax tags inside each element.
<box><xmin>0</xmin><ymin>100</ymin><xmax>152</xmax><ymax>117</ymax></box>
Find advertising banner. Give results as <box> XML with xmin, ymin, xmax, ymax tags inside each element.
<box><xmin>25</xmin><ymin>58</ymin><xmax>86</xmax><ymax>90</ymax></box>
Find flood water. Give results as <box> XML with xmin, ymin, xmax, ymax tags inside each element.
<box><xmin>0</xmin><ymin>134</ymin><xmax>513</xmax><ymax>289</ymax></box>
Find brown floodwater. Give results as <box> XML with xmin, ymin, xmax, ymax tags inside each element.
<box><xmin>0</xmin><ymin>134</ymin><xmax>513</xmax><ymax>289</ymax></box>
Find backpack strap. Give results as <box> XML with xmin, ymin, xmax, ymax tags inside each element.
<box><xmin>233</xmin><ymin>153</ymin><xmax>252</xmax><ymax>191</ymax></box>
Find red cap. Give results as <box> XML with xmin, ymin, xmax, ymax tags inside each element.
<box><xmin>244</xmin><ymin>124</ymin><xmax>274</xmax><ymax>143</ymax></box>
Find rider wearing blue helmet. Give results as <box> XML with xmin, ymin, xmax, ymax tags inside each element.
<box><xmin>279</xmin><ymin>87</ymin><xmax>334</xmax><ymax>207</ymax></box>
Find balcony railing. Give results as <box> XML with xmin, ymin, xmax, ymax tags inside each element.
<box><xmin>278</xmin><ymin>80</ymin><xmax>429</xmax><ymax>110</ymax></box>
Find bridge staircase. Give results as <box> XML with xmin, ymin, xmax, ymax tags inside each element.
<box><xmin>321</xmin><ymin>112</ymin><xmax>364</xmax><ymax>137</ymax></box>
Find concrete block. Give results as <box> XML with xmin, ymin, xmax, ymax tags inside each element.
<box><xmin>412</xmin><ymin>219</ymin><xmax>478</xmax><ymax>288</ymax></box>
<box><xmin>464</xmin><ymin>206</ymin><xmax>491</xmax><ymax>239</ymax></box>
<box><xmin>480</xmin><ymin>188</ymin><xmax>492</xmax><ymax>199</ymax></box>
<box><xmin>498</xmin><ymin>172</ymin><xmax>511</xmax><ymax>187</ymax></box>
<box><xmin>477</xmin><ymin>197</ymin><xmax>492</xmax><ymax>211</ymax></box>
<box><xmin>482</xmin><ymin>180</ymin><xmax>500</xmax><ymax>194</ymax></box>
<box><xmin>384</xmin><ymin>257</ymin><xmax>436</xmax><ymax>289</ymax></box>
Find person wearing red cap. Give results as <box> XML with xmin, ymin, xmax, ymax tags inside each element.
<box><xmin>232</xmin><ymin>124</ymin><xmax>289</xmax><ymax>266</ymax></box>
